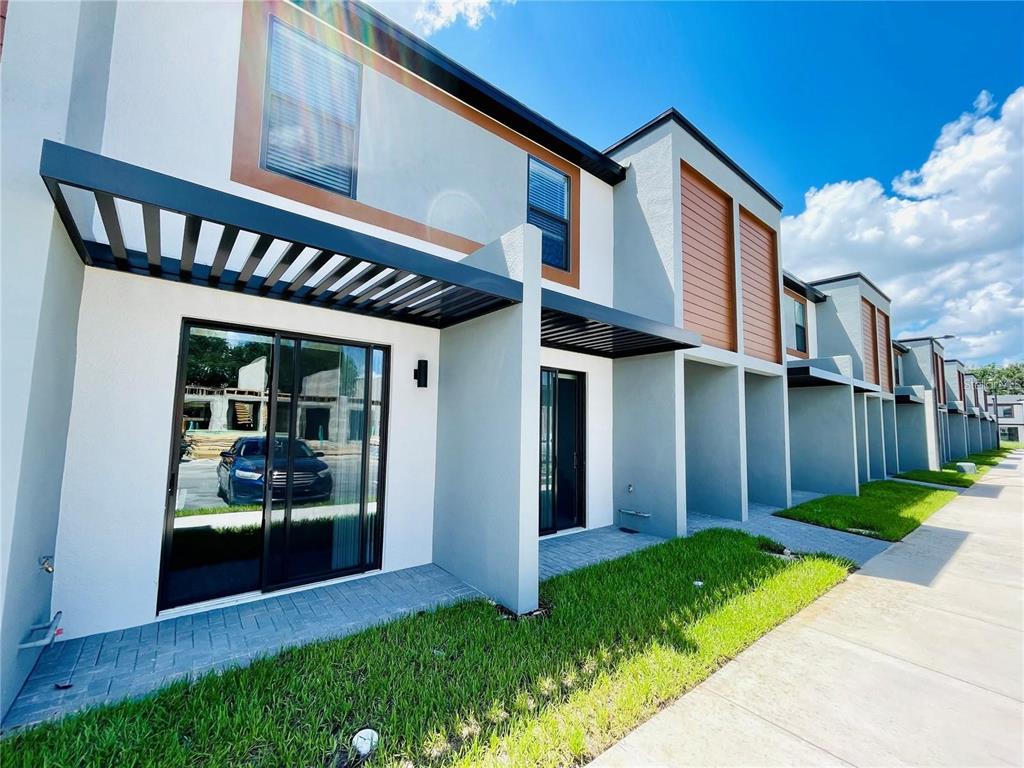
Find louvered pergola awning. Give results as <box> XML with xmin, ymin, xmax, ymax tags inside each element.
<box><xmin>39</xmin><ymin>141</ymin><xmax>521</xmax><ymax>328</ymax></box>
<box><xmin>540</xmin><ymin>289</ymin><xmax>700</xmax><ymax>358</ymax></box>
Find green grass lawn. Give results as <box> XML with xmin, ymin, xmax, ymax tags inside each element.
<box><xmin>3</xmin><ymin>530</ymin><xmax>851</xmax><ymax>768</ymax></box>
<box><xmin>775</xmin><ymin>480</ymin><xmax>957</xmax><ymax>541</ymax></box>
<box><xmin>895</xmin><ymin>447</ymin><xmax>1015</xmax><ymax>488</ymax></box>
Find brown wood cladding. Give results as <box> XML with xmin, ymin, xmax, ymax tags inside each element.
<box><xmin>739</xmin><ymin>209</ymin><xmax>780</xmax><ymax>362</ymax></box>
<box><xmin>861</xmin><ymin>298</ymin><xmax>878</xmax><ymax>384</ymax></box>
<box><xmin>875</xmin><ymin>308</ymin><xmax>892</xmax><ymax>392</ymax></box>
<box><xmin>681</xmin><ymin>163</ymin><xmax>736</xmax><ymax>350</ymax></box>
<box><xmin>933</xmin><ymin>352</ymin><xmax>947</xmax><ymax>404</ymax></box>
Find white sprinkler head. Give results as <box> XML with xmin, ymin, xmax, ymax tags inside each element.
<box><xmin>352</xmin><ymin>728</ymin><xmax>380</xmax><ymax>758</ymax></box>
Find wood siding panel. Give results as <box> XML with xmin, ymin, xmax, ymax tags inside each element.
<box><xmin>681</xmin><ymin>163</ymin><xmax>736</xmax><ymax>350</ymax></box>
<box><xmin>933</xmin><ymin>352</ymin><xmax>946</xmax><ymax>404</ymax></box>
<box><xmin>875</xmin><ymin>309</ymin><xmax>892</xmax><ymax>392</ymax></box>
<box><xmin>739</xmin><ymin>210</ymin><xmax>780</xmax><ymax>362</ymax></box>
<box><xmin>861</xmin><ymin>298</ymin><xmax>878</xmax><ymax>384</ymax></box>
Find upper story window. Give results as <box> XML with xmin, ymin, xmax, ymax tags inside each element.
<box><xmin>262</xmin><ymin>19</ymin><xmax>361</xmax><ymax>199</ymax></box>
<box><xmin>1001</xmin><ymin>406</ymin><xmax>1014</xmax><ymax>418</ymax></box>
<box><xmin>527</xmin><ymin>157</ymin><xmax>570</xmax><ymax>272</ymax></box>
<box><xmin>784</xmin><ymin>292</ymin><xmax>807</xmax><ymax>355</ymax></box>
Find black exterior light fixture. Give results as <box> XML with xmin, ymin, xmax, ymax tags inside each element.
<box><xmin>414</xmin><ymin>359</ymin><xmax>428</xmax><ymax>388</ymax></box>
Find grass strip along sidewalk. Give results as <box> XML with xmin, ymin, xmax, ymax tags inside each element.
<box><xmin>775</xmin><ymin>480</ymin><xmax>957</xmax><ymax>541</ymax></box>
<box><xmin>3</xmin><ymin>530</ymin><xmax>850</xmax><ymax>768</ymax></box>
<box><xmin>896</xmin><ymin>447</ymin><xmax>1014</xmax><ymax>488</ymax></box>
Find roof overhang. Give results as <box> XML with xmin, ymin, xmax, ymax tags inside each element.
<box><xmin>782</xmin><ymin>271</ymin><xmax>827</xmax><ymax>303</ymax></box>
<box><xmin>853</xmin><ymin>380</ymin><xmax>882</xmax><ymax>394</ymax></box>
<box><xmin>541</xmin><ymin>289</ymin><xmax>700</xmax><ymax>358</ymax></box>
<box><xmin>896</xmin><ymin>392</ymin><xmax>925</xmax><ymax>405</ymax></box>
<box><xmin>39</xmin><ymin>141</ymin><xmax>522</xmax><ymax>328</ymax></box>
<box><xmin>947</xmin><ymin>401</ymin><xmax>965</xmax><ymax>414</ymax></box>
<box><xmin>786</xmin><ymin>364</ymin><xmax>850</xmax><ymax>388</ymax></box>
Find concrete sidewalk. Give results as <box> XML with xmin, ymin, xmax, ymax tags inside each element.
<box><xmin>593</xmin><ymin>450</ymin><xmax>1024</xmax><ymax>767</ymax></box>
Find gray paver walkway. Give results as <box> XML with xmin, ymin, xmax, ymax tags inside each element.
<box><xmin>3</xmin><ymin>564</ymin><xmax>479</xmax><ymax>731</ymax></box>
<box><xmin>593</xmin><ymin>450</ymin><xmax>1024</xmax><ymax>767</ymax></box>
<box><xmin>688</xmin><ymin>500</ymin><xmax>890</xmax><ymax>565</ymax></box>
<box><xmin>5</xmin><ymin>526</ymin><xmax>662</xmax><ymax>731</ymax></box>
<box><xmin>539</xmin><ymin>526</ymin><xmax>665</xmax><ymax>580</ymax></box>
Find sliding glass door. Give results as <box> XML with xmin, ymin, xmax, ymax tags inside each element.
<box><xmin>159</xmin><ymin>323</ymin><xmax>388</xmax><ymax>610</ymax></box>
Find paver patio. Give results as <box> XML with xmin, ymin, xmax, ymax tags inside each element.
<box><xmin>3</xmin><ymin>525</ymin><xmax>661</xmax><ymax>731</ymax></box>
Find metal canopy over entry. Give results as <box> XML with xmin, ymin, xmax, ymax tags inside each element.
<box><xmin>541</xmin><ymin>289</ymin><xmax>700</xmax><ymax>358</ymax></box>
<box><xmin>39</xmin><ymin>141</ymin><xmax>521</xmax><ymax>328</ymax></box>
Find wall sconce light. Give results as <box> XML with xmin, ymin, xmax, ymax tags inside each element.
<box><xmin>414</xmin><ymin>359</ymin><xmax>428</xmax><ymax>388</ymax></box>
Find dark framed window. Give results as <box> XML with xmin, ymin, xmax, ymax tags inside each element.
<box><xmin>528</xmin><ymin>156</ymin><xmax>571</xmax><ymax>271</ymax></box>
<box><xmin>262</xmin><ymin>18</ymin><xmax>361</xmax><ymax>198</ymax></box>
<box><xmin>785</xmin><ymin>294</ymin><xmax>807</xmax><ymax>354</ymax></box>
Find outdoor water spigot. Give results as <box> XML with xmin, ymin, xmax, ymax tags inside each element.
<box><xmin>39</xmin><ymin>556</ymin><xmax>54</xmax><ymax>574</ymax></box>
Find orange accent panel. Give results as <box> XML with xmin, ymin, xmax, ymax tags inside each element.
<box><xmin>232</xmin><ymin>0</ymin><xmax>581</xmax><ymax>287</ymax></box>
<box><xmin>681</xmin><ymin>163</ymin><xmax>736</xmax><ymax>350</ymax></box>
<box><xmin>861</xmin><ymin>298</ymin><xmax>878</xmax><ymax>384</ymax></box>
<box><xmin>875</xmin><ymin>308</ymin><xmax>892</xmax><ymax>392</ymax></box>
<box><xmin>739</xmin><ymin>209</ymin><xmax>780</xmax><ymax>362</ymax></box>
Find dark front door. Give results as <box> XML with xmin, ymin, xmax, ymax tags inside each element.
<box><xmin>540</xmin><ymin>368</ymin><xmax>585</xmax><ymax>535</ymax></box>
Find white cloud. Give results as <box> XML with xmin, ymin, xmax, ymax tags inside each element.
<box><xmin>364</xmin><ymin>0</ymin><xmax>512</xmax><ymax>36</ymax></box>
<box><xmin>783</xmin><ymin>87</ymin><xmax>1024</xmax><ymax>366</ymax></box>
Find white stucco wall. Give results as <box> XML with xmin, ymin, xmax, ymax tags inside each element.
<box><xmin>91</xmin><ymin>1</ymin><xmax>614</xmax><ymax>305</ymax></box>
<box><xmin>744</xmin><ymin>372</ymin><xmax>790</xmax><ymax>508</ymax></box>
<box><xmin>0</xmin><ymin>0</ymin><xmax>106</xmax><ymax>717</ymax></box>
<box><xmin>51</xmin><ymin>269</ymin><xmax>441</xmax><ymax>639</ymax></box>
<box><xmin>539</xmin><ymin>348</ymin><xmax>614</xmax><ymax>530</ymax></box>
<box><xmin>948</xmin><ymin>414</ymin><xmax>969</xmax><ymax>460</ymax></box>
<box><xmin>897</xmin><ymin>400</ymin><xmax>932</xmax><ymax>472</ymax></box>
<box><xmin>685</xmin><ymin>359</ymin><xmax>745</xmax><ymax>520</ymax></box>
<box><xmin>789</xmin><ymin>385</ymin><xmax>859</xmax><ymax>496</ymax></box>
<box><xmin>612</xmin><ymin>352</ymin><xmax>686</xmax><ymax>538</ymax></box>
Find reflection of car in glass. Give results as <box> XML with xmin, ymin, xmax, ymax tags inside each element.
<box><xmin>217</xmin><ymin>436</ymin><xmax>332</xmax><ymax>505</ymax></box>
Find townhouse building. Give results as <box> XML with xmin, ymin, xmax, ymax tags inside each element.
<box><xmin>782</xmin><ymin>272</ymin><xmax>896</xmax><ymax>496</ymax></box>
<box><xmin>892</xmin><ymin>337</ymin><xmax>948</xmax><ymax>470</ymax></box>
<box><xmin>996</xmin><ymin>395</ymin><xmax>1023</xmax><ymax>443</ymax></box>
<box><xmin>963</xmin><ymin>371</ymin><xmax>1000</xmax><ymax>450</ymax></box>
<box><xmin>1</xmin><ymin>0</ymin><xmax>795</xmax><ymax>720</ymax></box>
<box><xmin>943</xmin><ymin>358</ymin><xmax>972</xmax><ymax>460</ymax></box>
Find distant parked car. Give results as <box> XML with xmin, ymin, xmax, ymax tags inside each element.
<box><xmin>217</xmin><ymin>436</ymin><xmax>332</xmax><ymax>505</ymax></box>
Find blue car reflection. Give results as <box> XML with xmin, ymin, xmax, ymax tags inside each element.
<box><xmin>217</xmin><ymin>436</ymin><xmax>333</xmax><ymax>505</ymax></box>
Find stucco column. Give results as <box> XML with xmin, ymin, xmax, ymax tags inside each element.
<box><xmin>882</xmin><ymin>398</ymin><xmax>899</xmax><ymax>476</ymax></box>
<box><xmin>866</xmin><ymin>396</ymin><xmax>885</xmax><ymax>480</ymax></box>
<box><xmin>432</xmin><ymin>226</ymin><xmax>541</xmax><ymax>614</ymax></box>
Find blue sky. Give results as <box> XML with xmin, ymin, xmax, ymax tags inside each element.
<box><xmin>372</xmin><ymin>1</ymin><xmax>1023</xmax><ymax>364</ymax></box>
